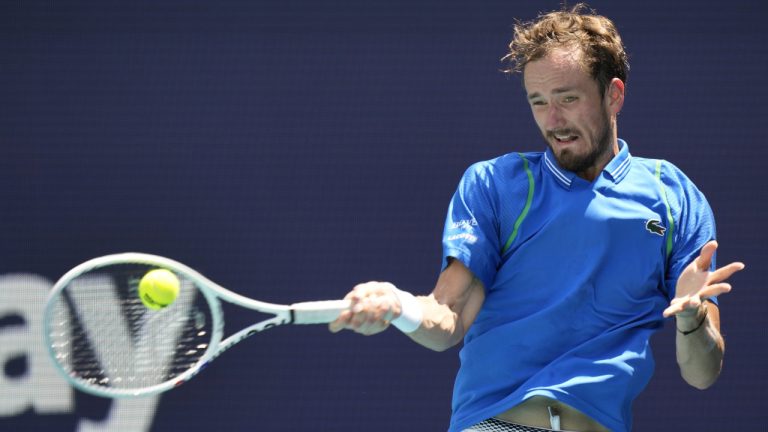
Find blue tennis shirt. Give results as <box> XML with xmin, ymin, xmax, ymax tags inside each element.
<box><xmin>442</xmin><ymin>140</ymin><xmax>716</xmax><ymax>432</ymax></box>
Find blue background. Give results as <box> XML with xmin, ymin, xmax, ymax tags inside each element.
<box><xmin>1</xmin><ymin>0</ymin><xmax>765</xmax><ymax>430</ymax></box>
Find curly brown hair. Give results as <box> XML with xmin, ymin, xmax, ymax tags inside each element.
<box><xmin>503</xmin><ymin>3</ymin><xmax>629</xmax><ymax>96</ymax></box>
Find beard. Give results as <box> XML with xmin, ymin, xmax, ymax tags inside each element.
<box><xmin>545</xmin><ymin>109</ymin><xmax>613</xmax><ymax>174</ymax></box>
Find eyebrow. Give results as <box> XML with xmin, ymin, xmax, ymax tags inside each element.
<box><xmin>527</xmin><ymin>87</ymin><xmax>576</xmax><ymax>100</ymax></box>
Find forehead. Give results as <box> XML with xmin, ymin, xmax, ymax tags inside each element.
<box><xmin>523</xmin><ymin>48</ymin><xmax>596</xmax><ymax>95</ymax></box>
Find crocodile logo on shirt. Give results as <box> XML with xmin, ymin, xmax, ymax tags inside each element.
<box><xmin>645</xmin><ymin>219</ymin><xmax>666</xmax><ymax>236</ymax></box>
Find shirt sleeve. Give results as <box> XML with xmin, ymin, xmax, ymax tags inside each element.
<box><xmin>661</xmin><ymin>162</ymin><xmax>718</xmax><ymax>303</ymax></box>
<box><xmin>441</xmin><ymin>162</ymin><xmax>502</xmax><ymax>290</ymax></box>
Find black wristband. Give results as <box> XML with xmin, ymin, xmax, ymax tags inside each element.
<box><xmin>677</xmin><ymin>304</ymin><xmax>709</xmax><ymax>335</ymax></box>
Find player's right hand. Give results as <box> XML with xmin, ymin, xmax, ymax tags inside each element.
<box><xmin>329</xmin><ymin>282</ymin><xmax>402</xmax><ymax>335</ymax></box>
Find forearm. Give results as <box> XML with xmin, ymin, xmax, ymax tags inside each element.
<box><xmin>329</xmin><ymin>259</ymin><xmax>484</xmax><ymax>347</ymax></box>
<box><xmin>397</xmin><ymin>260</ymin><xmax>484</xmax><ymax>351</ymax></box>
<box><xmin>405</xmin><ymin>295</ymin><xmax>467</xmax><ymax>352</ymax></box>
<box><xmin>675</xmin><ymin>302</ymin><xmax>724</xmax><ymax>389</ymax></box>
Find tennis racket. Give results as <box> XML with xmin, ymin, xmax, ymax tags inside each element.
<box><xmin>43</xmin><ymin>252</ymin><xmax>350</xmax><ymax>398</ymax></box>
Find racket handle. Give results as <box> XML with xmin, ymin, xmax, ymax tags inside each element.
<box><xmin>290</xmin><ymin>299</ymin><xmax>351</xmax><ymax>324</ymax></box>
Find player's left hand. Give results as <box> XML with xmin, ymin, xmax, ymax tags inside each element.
<box><xmin>663</xmin><ymin>240</ymin><xmax>745</xmax><ymax>318</ymax></box>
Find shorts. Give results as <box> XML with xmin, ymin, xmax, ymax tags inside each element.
<box><xmin>463</xmin><ymin>417</ymin><xmax>570</xmax><ymax>432</ymax></box>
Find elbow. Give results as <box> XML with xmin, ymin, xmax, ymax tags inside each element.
<box><xmin>411</xmin><ymin>325</ymin><xmax>464</xmax><ymax>352</ymax></box>
<box><xmin>681</xmin><ymin>366</ymin><xmax>721</xmax><ymax>390</ymax></box>
<box><xmin>431</xmin><ymin>340</ymin><xmax>461</xmax><ymax>352</ymax></box>
<box><xmin>677</xmin><ymin>339</ymin><xmax>725</xmax><ymax>390</ymax></box>
<box><xmin>426</xmin><ymin>344</ymin><xmax>451</xmax><ymax>353</ymax></box>
<box><xmin>419</xmin><ymin>335</ymin><xmax>462</xmax><ymax>352</ymax></box>
<box><xmin>685</xmin><ymin>375</ymin><xmax>718</xmax><ymax>390</ymax></box>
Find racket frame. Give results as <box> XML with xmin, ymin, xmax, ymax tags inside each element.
<box><xmin>44</xmin><ymin>252</ymin><xmax>347</xmax><ymax>398</ymax></box>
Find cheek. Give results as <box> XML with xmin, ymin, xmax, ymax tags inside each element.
<box><xmin>585</xmin><ymin>111</ymin><xmax>609</xmax><ymax>137</ymax></box>
<box><xmin>530</xmin><ymin>109</ymin><xmax>548</xmax><ymax>131</ymax></box>
<box><xmin>574</xmin><ymin>109</ymin><xmax>601</xmax><ymax>135</ymax></box>
<box><xmin>585</xmin><ymin>105</ymin><xmax>603</xmax><ymax>122</ymax></box>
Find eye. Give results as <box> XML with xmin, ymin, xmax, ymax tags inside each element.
<box><xmin>530</xmin><ymin>100</ymin><xmax>546</xmax><ymax>107</ymax></box>
<box><xmin>562</xmin><ymin>96</ymin><xmax>578</xmax><ymax>103</ymax></box>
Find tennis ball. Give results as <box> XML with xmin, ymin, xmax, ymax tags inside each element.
<box><xmin>138</xmin><ymin>269</ymin><xmax>180</xmax><ymax>310</ymax></box>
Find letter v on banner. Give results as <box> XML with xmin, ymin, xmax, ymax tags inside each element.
<box><xmin>63</xmin><ymin>273</ymin><xmax>198</xmax><ymax>389</ymax></box>
<box><xmin>62</xmin><ymin>273</ymin><xmax>197</xmax><ymax>431</ymax></box>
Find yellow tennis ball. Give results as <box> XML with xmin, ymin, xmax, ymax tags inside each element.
<box><xmin>138</xmin><ymin>269</ymin><xmax>180</xmax><ymax>310</ymax></box>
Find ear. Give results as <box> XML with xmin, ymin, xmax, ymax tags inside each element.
<box><xmin>605</xmin><ymin>78</ymin><xmax>625</xmax><ymax>115</ymax></box>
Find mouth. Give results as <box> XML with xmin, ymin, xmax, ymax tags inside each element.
<box><xmin>550</xmin><ymin>130</ymin><xmax>580</xmax><ymax>145</ymax></box>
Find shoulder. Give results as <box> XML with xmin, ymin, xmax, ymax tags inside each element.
<box><xmin>631</xmin><ymin>157</ymin><xmax>698</xmax><ymax>188</ymax></box>
<box><xmin>461</xmin><ymin>152</ymin><xmax>544</xmax><ymax>186</ymax></box>
<box><xmin>632</xmin><ymin>157</ymin><xmax>712</xmax><ymax>222</ymax></box>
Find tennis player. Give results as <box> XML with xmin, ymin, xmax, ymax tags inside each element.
<box><xmin>330</xmin><ymin>4</ymin><xmax>745</xmax><ymax>432</ymax></box>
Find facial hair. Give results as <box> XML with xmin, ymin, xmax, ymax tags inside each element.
<box><xmin>545</xmin><ymin>108</ymin><xmax>613</xmax><ymax>174</ymax></box>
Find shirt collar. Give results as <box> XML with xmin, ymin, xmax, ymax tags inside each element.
<box><xmin>544</xmin><ymin>139</ymin><xmax>633</xmax><ymax>189</ymax></box>
<box><xmin>603</xmin><ymin>139</ymin><xmax>632</xmax><ymax>183</ymax></box>
<box><xmin>543</xmin><ymin>149</ymin><xmax>576</xmax><ymax>189</ymax></box>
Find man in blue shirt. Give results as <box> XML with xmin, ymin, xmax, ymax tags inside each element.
<box><xmin>330</xmin><ymin>4</ymin><xmax>745</xmax><ymax>431</ymax></box>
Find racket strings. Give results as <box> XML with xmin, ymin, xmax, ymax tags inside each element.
<box><xmin>47</xmin><ymin>264</ymin><xmax>215</xmax><ymax>391</ymax></box>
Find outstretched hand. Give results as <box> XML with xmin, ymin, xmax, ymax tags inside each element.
<box><xmin>663</xmin><ymin>240</ymin><xmax>745</xmax><ymax>318</ymax></box>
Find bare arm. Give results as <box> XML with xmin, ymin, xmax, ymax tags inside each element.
<box><xmin>674</xmin><ymin>301</ymin><xmax>723</xmax><ymax>389</ymax></box>
<box><xmin>663</xmin><ymin>240</ymin><xmax>745</xmax><ymax>389</ymax></box>
<box><xmin>329</xmin><ymin>259</ymin><xmax>485</xmax><ymax>352</ymax></box>
<box><xmin>407</xmin><ymin>259</ymin><xmax>485</xmax><ymax>351</ymax></box>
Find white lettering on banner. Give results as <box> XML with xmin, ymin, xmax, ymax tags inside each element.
<box><xmin>78</xmin><ymin>398</ymin><xmax>160</xmax><ymax>432</ymax></box>
<box><xmin>66</xmin><ymin>274</ymin><xmax>196</xmax><ymax>392</ymax></box>
<box><xmin>0</xmin><ymin>273</ymin><xmax>170</xmax><ymax>431</ymax></box>
<box><xmin>0</xmin><ymin>274</ymin><xmax>72</xmax><ymax>416</ymax></box>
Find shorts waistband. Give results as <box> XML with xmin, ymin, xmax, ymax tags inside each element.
<box><xmin>464</xmin><ymin>417</ymin><xmax>569</xmax><ymax>432</ymax></box>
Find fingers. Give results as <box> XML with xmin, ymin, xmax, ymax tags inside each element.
<box><xmin>329</xmin><ymin>309</ymin><xmax>353</xmax><ymax>333</ymax></box>
<box><xmin>663</xmin><ymin>295</ymin><xmax>701</xmax><ymax>318</ymax></box>
<box><xmin>663</xmin><ymin>296</ymin><xmax>704</xmax><ymax>318</ymax></box>
<box><xmin>329</xmin><ymin>290</ymin><xmax>358</xmax><ymax>333</ymax></box>
<box><xmin>697</xmin><ymin>240</ymin><xmax>746</xmax><ymax>281</ymax></box>
<box><xmin>328</xmin><ymin>282</ymin><xmax>399</xmax><ymax>336</ymax></box>
<box><xmin>663</xmin><ymin>283</ymin><xmax>733</xmax><ymax>318</ymax></box>
<box><xmin>707</xmin><ymin>261</ymin><xmax>746</xmax><ymax>284</ymax></box>
<box><xmin>662</xmin><ymin>306</ymin><xmax>678</xmax><ymax>318</ymax></box>
<box><xmin>698</xmin><ymin>282</ymin><xmax>732</xmax><ymax>299</ymax></box>
<box><xmin>694</xmin><ymin>240</ymin><xmax>718</xmax><ymax>271</ymax></box>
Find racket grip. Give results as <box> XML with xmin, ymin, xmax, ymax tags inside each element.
<box><xmin>291</xmin><ymin>299</ymin><xmax>351</xmax><ymax>324</ymax></box>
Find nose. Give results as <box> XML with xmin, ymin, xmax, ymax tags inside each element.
<box><xmin>544</xmin><ymin>103</ymin><xmax>565</xmax><ymax>130</ymax></box>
